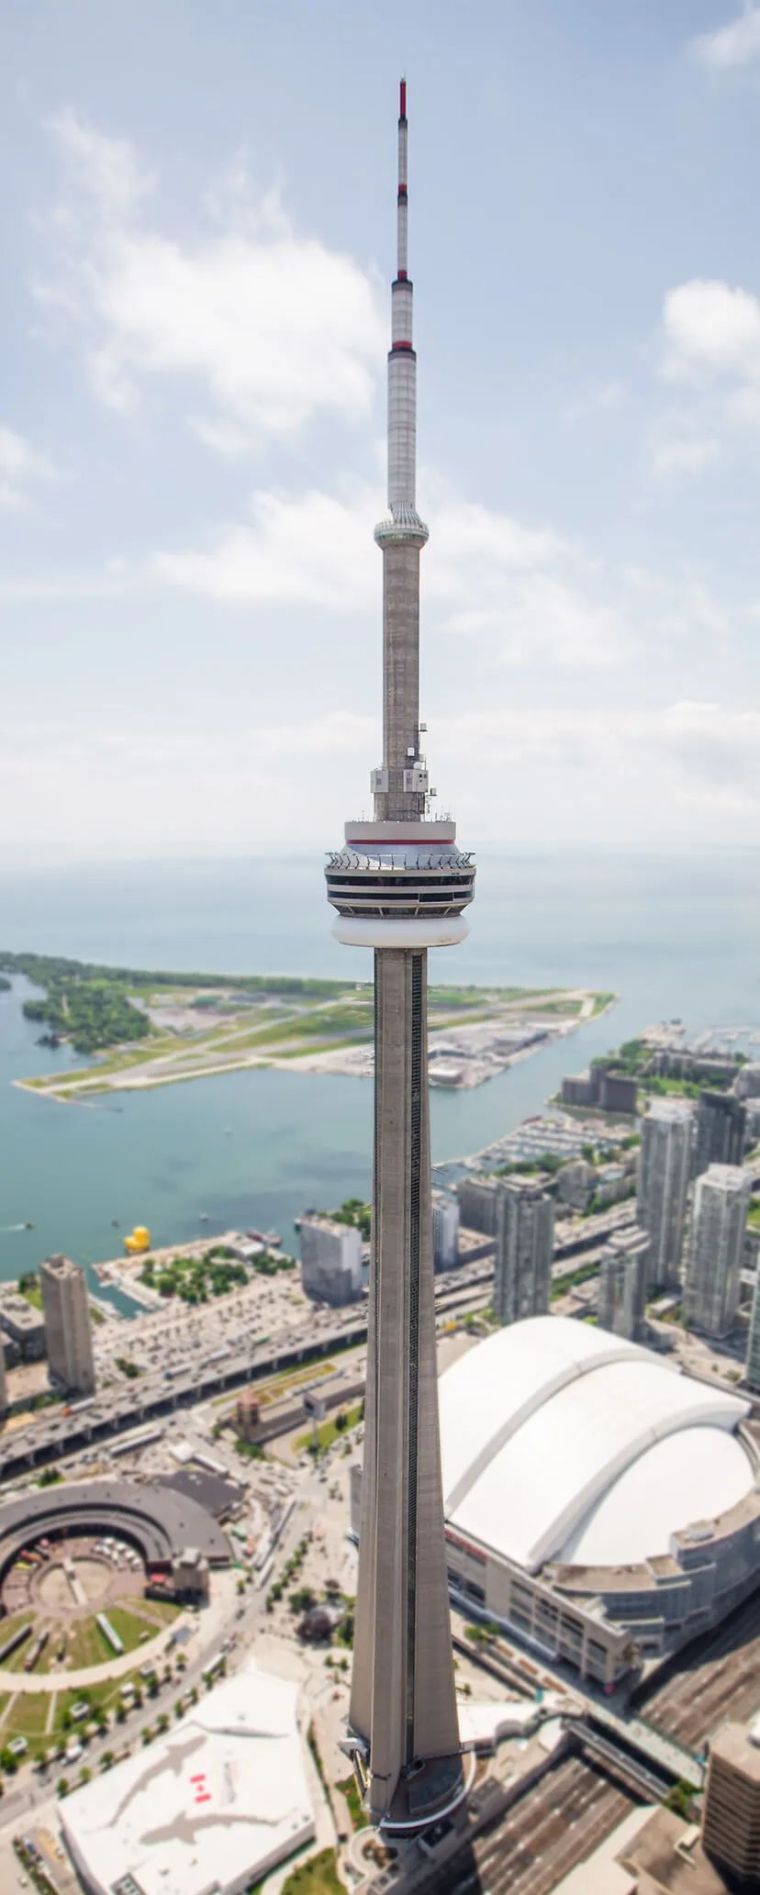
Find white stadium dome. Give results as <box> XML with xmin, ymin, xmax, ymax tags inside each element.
<box><xmin>438</xmin><ymin>1316</ymin><xmax>754</xmax><ymax>1575</ymax></box>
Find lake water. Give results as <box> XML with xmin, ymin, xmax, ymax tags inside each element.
<box><xmin>1</xmin><ymin>849</ymin><xmax>758</xmax><ymax>1289</ymax></box>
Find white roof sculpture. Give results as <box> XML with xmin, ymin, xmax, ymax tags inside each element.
<box><xmin>439</xmin><ymin>1317</ymin><xmax>753</xmax><ymax>1573</ymax></box>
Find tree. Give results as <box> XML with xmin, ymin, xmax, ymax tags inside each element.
<box><xmin>57</xmin><ymin>1776</ymin><xmax>70</xmax><ymax>1797</ymax></box>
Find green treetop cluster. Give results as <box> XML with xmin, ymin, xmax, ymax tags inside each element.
<box><xmin>326</xmin><ymin>1198</ymin><xmax>371</xmax><ymax>1240</ymax></box>
<box><xmin>18</xmin><ymin>974</ymin><xmax>151</xmax><ymax>1055</ymax></box>
<box><xmin>139</xmin><ymin>1244</ymin><xmax>293</xmax><ymax>1304</ymax></box>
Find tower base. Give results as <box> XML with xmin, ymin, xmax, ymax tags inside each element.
<box><xmin>345</xmin><ymin>1737</ymin><xmax>470</xmax><ymax>1835</ymax></box>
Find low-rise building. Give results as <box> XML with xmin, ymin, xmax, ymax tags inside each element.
<box><xmin>597</xmin><ymin>1069</ymin><xmax>638</xmax><ymax>1115</ymax></box>
<box><xmin>299</xmin><ymin>1215</ymin><xmax>363</xmax><ymax>1306</ymax></box>
<box><xmin>561</xmin><ymin>1066</ymin><xmax>637</xmax><ymax>1114</ymax></box>
<box><xmin>235</xmin><ymin>1389</ymin><xmax>261</xmax><ymax>1442</ymax></box>
<box><xmin>735</xmin><ymin>1062</ymin><xmax>760</xmax><ymax>1100</ymax></box>
<box><xmin>556</xmin><ymin>1160</ymin><xmax>595</xmax><ymax>1210</ymax></box>
<box><xmin>170</xmin><ymin>1547</ymin><xmax>210</xmax><ymax>1601</ymax></box>
<box><xmin>59</xmin><ymin>1665</ymin><xmax>315</xmax><ymax>1895</ymax></box>
<box><xmin>562</xmin><ymin>1071</ymin><xmax>597</xmax><ymax>1109</ymax></box>
<box><xmin>0</xmin><ymin>1290</ymin><xmax>47</xmax><ymax>1361</ymax></box>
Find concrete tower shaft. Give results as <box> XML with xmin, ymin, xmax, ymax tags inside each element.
<box><xmin>325</xmin><ymin>81</ymin><xmax>473</xmax><ymax>1831</ymax></box>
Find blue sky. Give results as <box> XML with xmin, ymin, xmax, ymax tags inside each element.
<box><xmin>2</xmin><ymin>0</ymin><xmax>760</xmax><ymax>859</ymax></box>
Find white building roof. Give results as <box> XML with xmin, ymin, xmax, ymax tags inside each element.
<box><xmin>60</xmin><ymin>1663</ymin><xmax>314</xmax><ymax>1895</ymax></box>
<box><xmin>439</xmin><ymin>1317</ymin><xmax>753</xmax><ymax>1573</ymax></box>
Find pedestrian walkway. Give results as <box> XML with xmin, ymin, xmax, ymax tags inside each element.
<box><xmin>591</xmin><ymin>1701</ymin><xmax>704</xmax><ymax>1789</ymax></box>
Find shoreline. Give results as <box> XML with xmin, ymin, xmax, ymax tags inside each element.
<box><xmin>12</xmin><ymin>990</ymin><xmax>617</xmax><ymax>1104</ymax></box>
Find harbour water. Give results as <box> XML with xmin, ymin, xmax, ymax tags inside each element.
<box><xmin>1</xmin><ymin>848</ymin><xmax>758</xmax><ymax>1289</ymax></box>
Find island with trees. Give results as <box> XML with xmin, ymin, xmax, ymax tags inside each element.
<box><xmin>0</xmin><ymin>949</ymin><xmax>614</xmax><ymax>1102</ymax></box>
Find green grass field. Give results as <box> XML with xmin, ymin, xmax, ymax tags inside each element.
<box><xmin>0</xmin><ymin>1664</ymin><xmax>159</xmax><ymax>1761</ymax></box>
<box><xmin>296</xmin><ymin>1401</ymin><xmax>363</xmax><ymax>1454</ymax></box>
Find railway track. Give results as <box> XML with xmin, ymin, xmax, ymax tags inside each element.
<box><xmin>637</xmin><ymin>1588</ymin><xmax>760</xmax><ymax>1750</ymax></box>
<box><xmin>430</xmin><ymin>1755</ymin><xmax>634</xmax><ymax>1895</ymax></box>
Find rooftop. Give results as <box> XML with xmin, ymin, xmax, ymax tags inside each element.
<box><xmin>60</xmin><ymin>1663</ymin><xmax>314</xmax><ymax>1895</ymax></box>
<box><xmin>709</xmin><ymin>1716</ymin><xmax>760</xmax><ymax>1780</ymax></box>
<box><xmin>438</xmin><ymin>1317</ymin><xmax>753</xmax><ymax>1574</ymax></box>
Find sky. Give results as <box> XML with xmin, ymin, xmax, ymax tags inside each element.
<box><xmin>2</xmin><ymin>0</ymin><xmax>760</xmax><ymax>861</ymax></box>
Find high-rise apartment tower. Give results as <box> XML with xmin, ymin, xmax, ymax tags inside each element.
<box><xmin>636</xmin><ymin>1098</ymin><xmax>693</xmax><ymax>1291</ymax></box>
<box><xmin>494</xmin><ymin>1179</ymin><xmax>554</xmax><ymax>1326</ymax></box>
<box><xmin>597</xmin><ymin>1225</ymin><xmax>650</xmax><ymax>1340</ymax></box>
<box><xmin>326</xmin><ymin>82</ymin><xmax>474</xmax><ymax>1829</ymax></box>
<box><xmin>683</xmin><ymin>1163</ymin><xmax>749</xmax><ymax>1338</ymax></box>
<box><xmin>746</xmin><ymin>1268</ymin><xmax>760</xmax><ymax>1392</ymax></box>
<box><xmin>694</xmin><ymin>1089</ymin><xmax>746</xmax><ymax>1179</ymax></box>
<box><xmin>40</xmin><ymin>1253</ymin><xmax>95</xmax><ymax>1395</ymax></box>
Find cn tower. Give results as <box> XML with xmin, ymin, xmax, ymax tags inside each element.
<box><xmin>326</xmin><ymin>82</ymin><xmax>475</xmax><ymax>1830</ymax></box>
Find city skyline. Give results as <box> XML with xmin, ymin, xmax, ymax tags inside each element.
<box><xmin>2</xmin><ymin>2</ymin><xmax>760</xmax><ymax>861</ymax></box>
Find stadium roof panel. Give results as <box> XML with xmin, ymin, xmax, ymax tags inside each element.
<box><xmin>439</xmin><ymin>1317</ymin><xmax>752</xmax><ymax>1573</ymax></box>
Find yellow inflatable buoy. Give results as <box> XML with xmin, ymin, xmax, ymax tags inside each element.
<box><xmin>124</xmin><ymin>1225</ymin><xmax>151</xmax><ymax>1255</ymax></box>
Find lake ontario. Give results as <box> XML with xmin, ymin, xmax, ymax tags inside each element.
<box><xmin>1</xmin><ymin>849</ymin><xmax>758</xmax><ymax>1290</ymax></box>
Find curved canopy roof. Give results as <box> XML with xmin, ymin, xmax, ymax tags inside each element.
<box><xmin>439</xmin><ymin>1317</ymin><xmax>753</xmax><ymax>1573</ymax></box>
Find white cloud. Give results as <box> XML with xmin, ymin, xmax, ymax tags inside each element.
<box><xmin>657</xmin><ymin>277</ymin><xmax>760</xmax><ymax>464</ymax></box>
<box><xmin>692</xmin><ymin>7</ymin><xmax>760</xmax><ymax>69</ymax></box>
<box><xmin>38</xmin><ymin>111</ymin><xmax>385</xmax><ymax>444</ymax></box>
<box><xmin>154</xmin><ymin>482</ymin><xmax>633</xmax><ymax>670</ymax></box>
<box><xmin>0</xmin><ymin>426</ymin><xmax>55</xmax><ymax>509</ymax></box>
<box><xmin>47</xmin><ymin>107</ymin><xmax>152</xmax><ymax>218</ymax></box>
<box><xmin>154</xmin><ymin>486</ymin><xmax>377</xmax><ymax>610</ymax></box>
<box><xmin>154</xmin><ymin>471</ymin><xmax>744</xmax><ymax>673</ymax></box>
<box><xmin>437</xmin><ymin>699</ymin><xmax>760</xmax><ymax>836</ymax></box>
<box><xmin>663</xmin><ymin>279</ymin><xmax>760</xmax><ymax>383</ymax></box>
<box><xmin>650</xmin><ymin>429</ymin><xmax>720</xmax><ymax>478</ymax></box>
<box><xmin>3</xmin><ymin>695</ymin><xmax>756</xmax><ymax>859</ymax></box>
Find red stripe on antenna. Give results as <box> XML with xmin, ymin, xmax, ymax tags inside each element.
<box><xmin>399</xmin><ymin>79</ymin><xmax>407</xmax><ymax>119</ymax></box>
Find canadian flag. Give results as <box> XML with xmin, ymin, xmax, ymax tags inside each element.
<box><xmin>190</xmin><ymin>1772</ymin><xmax>212</xmax><ymax>1805</ymax></box>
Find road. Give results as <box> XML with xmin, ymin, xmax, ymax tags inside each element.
<box><xmin>0</xmin><ymin>1263</ymin><xmax>494</xmax><ymax>1483</ymax></box>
